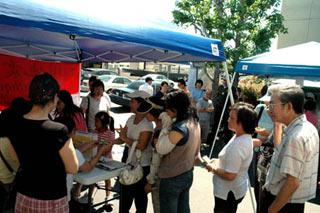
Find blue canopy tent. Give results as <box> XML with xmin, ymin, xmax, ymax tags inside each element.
<box><xmin>235</xmin><ymin>41</ymin><xmax>320</xmax><ymax>78</ymax></box>
<box><xmin>0</xmin><ymin>0</ymin><xmax>225</xmax><ymax>63</ymax></box>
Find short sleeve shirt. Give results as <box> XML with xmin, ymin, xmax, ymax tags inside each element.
<box><xmin>264</xmin><ymin>115</ymin><xmax>319</xmax><ymax>203</ymax></box>
<box><xmin>80</xmin><ymin>95</ymin><xmax>111</xmax><ymax>131</ymax></box>
<box><xmin>191</xmin><ymin>88</ymin><xmax>205</xmax><ymax>102</ymax></box>
<box><xmin>213</xmin><ymin>134</ymin><xmax>253</xmax><ymax>200</ymax></box>
<box><xmin>139</xmin><ymin>83</ymin><xmax>154</xmax><ymax>96</ymax></box>
<box><xmin>9</xmin><ymin>118</ymin><xmax>69</xmax><ymax>200</ymax></box>
<box><xmin>126</xmin><ymin>115</ymin><xmax>154</xmax><ymax>166</ymax></box>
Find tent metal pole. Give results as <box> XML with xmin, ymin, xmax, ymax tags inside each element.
<box><xmin>223</xmin><ymin>61</ymin><xmax>234</xmax><ymax>105</ymax></box>
<box><xmin>208</xmin><ymin>71</ymin><xmax>235</xmax><ymax>158</ymax></box>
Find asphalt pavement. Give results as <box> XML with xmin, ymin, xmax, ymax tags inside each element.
<box><xmin>87</xmin><ymin>103</ymin><xmax>320</xmax><ymax>213</ymax></box>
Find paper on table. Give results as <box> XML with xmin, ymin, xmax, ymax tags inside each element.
<box><xmin>97</xmin><ymin>157</ymin><xmax>125</xmax><ymax>170</ymax></box>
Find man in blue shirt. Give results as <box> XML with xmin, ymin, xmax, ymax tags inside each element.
<box><xmin>191</xmin><ymin>79</ymin><xmax>205</xmax><ymax>106</ymax></box>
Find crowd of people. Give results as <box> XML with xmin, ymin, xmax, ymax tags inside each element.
<box><xmin>0</xmin><ymin>72</ymin><xmax>319</xmax><ymax>213</ymax></box>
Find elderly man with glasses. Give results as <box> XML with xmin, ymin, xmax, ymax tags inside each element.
<box><xmin>261</xmin><ymin>85</ymin><xmax>319</xmax><ymax>213</ymax></box>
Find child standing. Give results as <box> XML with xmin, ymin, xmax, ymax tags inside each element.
<box><xmin>94</xmin><ymin>111</ymin><xmax>115</xmax><ymax>199</ymax></box>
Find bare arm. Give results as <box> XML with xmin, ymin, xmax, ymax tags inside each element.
<box><xmin>59</xmin><ymin>138</ymin><xmax>79</xmax><ymax>174</ymax></box>
<box><xmin>79</xmin><ymin>144</ymin><xmax>111</xmax><ymax>172</ymax></box>
<box><xmin>77</xmin><ymin>141</ymin><xmax>97</xmax><ymax>153</ymax></box>
<box><xmin>268</xmin><ymin>174</ymin><xmax>300</xmax><ymax>213</ymax></box>
<box><xmin>206</xmin><ymin>162</ymin><xmax>237</xmax><ymax>181</ymax></box>
<box><xmin>169</xmin><ymin>131</ymin><xmax>184</xmax><ymax>145</ymax></box>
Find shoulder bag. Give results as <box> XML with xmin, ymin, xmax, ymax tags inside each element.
<box><xmin>119</xmin><ymin>141</ymin><xmax>143</xmax><ymax>185</ymax></box>
<box><xmin>0</xmin><ymin>148</ymin><xmax>18</xmax><ymax>211</ymax></box>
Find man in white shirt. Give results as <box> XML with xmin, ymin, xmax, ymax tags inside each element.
<box><xmin>262</xmin><ymin>85</ymin><xmax>319</xmax><ymax>213</ymax></box>
<box><xmin>139</xmin><ymin>77</ymin><xmax>154</xmax><ymax>96</ymax></box>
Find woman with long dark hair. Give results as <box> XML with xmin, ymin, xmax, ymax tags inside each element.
<box><xmin>156</xmin><ymin>91</ymin><xmax>201</xmax><ymax>213</ymax></box>
<box><xmin>54</xmin><ymin>90</ymin><xmax>87</xmax><ymax>132</ymax></box>
<box><xmin>7</xmin><ymin>73</ymin><xmax>79</xmax><ymax>213</ymax></box>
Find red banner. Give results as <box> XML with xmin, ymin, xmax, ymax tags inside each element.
<box><xmin>0</xmin><ymin>54</ymin><xmax>80</xmax><ymax>110</ymax></box>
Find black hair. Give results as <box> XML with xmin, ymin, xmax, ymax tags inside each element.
<box><xmin>260</xmin><ymin>85</ymin><xmax>268</xmax><ymax>97</ymax></box>
<box><xmin>29</xmin><ymin>73</ymin><xmax>60</xmax><ymax>106</ymax></box>
<box><xmin>165</xmin><ymin>91</ymin><xmax>198</xmax><ymax>123</ymax></box>
<box><xmin>134</xmin><ymin>97</ymin><xmax>145</xmax><ymax>104</ymax></box>
<box><xmin>161</xmin><ymin>81</ymin><xmax>168</xmax><ymax>87</ymax></box>
<box><xmin>177</xmin><ymin>79</ymin><xmax>186</xmax><ymax>86</ymax></box>
<box><xmin>56</xmin><ymin>90</ymin><xmax>83</xmax><ymax>117</ymax></box>
<box><xmin>0</xmin><ymin>97</ymin><xmax>32</xmax><ymax>137</ymax></box>
<box><xmin>92</xmin><ymin>79</ymin><xmax>105</xmax><ymax>91</ymax></box>
<box><xmin>148</xmin><ymin>96</ymin><xmax>165</xmax><ymax>118</ymax></box>
<box><xmin>145</xmin><ymin>77</ymin><xmax>153</xmax><ymax>82</ymax></box>
<box><xmin>304</xmin><ymin>99</ymin><xmax>317</xmax><ymax>112</ymax></box>
<box><xmin>195</xmin><ymin>79</ymin><xmax>203</xmax><ymax>86</ymax></box>
<box><xmin>95</xmin><ymin>111</ymin><xmax>115</xmax><ymax>132</ymax></box>
<box><xmin>54</xmin><ymin>116</ymin><xmax>75</xmax><ymax>134</ymax></box>
<box><xmin>89</xmin><ymin>76</ymin><xmax>97</xmax><ymax>84</ymax></box>
<box><xmin>230</xmin><ymin>102</ymin><xmax>257</xmax><ymax>134</ymax></box>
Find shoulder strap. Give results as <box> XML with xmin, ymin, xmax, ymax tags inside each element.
<box><xmin>0</xmin><ymin>147</ymin><xmax>14</xmax><ymax>173</ymax></box>
<box><xmin>86</xmin><ymin>96</ymin><xmax>90</xmax><ymax>126</ymax></box>
<box><xmin>253</xmin><ymin>106</ymin><xmax>265</xmax><ymax>138</ymax></box>
<box><xmin>257</xmin><ymin>105</ymin><xmax>265</xmax><ymax>122</ymax></box>
<box><xmin>126</xmin><ymin>141</ymin><xmax>141</xmax><ymax>164</ymax></box>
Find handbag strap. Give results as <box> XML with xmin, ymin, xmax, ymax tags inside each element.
<box><xmin>0</xmin><ymin>146</ymin><xmax>14</xmax><ymax>174</ymax></box>
<box><xmin>126</xmin><ymin>141</ymin><xmax>141</xmax><ymax>164</ymax></box>
<box><xmin>86</xmin><ymin>96</ymin><xmax>90</xmax><ymax>126</ymax></box>
<box><xmin>253</xmin><ymin>105</ymin><xmax>265</xmax><ymax>138</ymax></box>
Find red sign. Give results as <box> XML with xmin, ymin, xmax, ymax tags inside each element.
<box><xmin>0</xmin><ymin>54</ymin><xmax>80</xmax><ymax>110</ymax></box>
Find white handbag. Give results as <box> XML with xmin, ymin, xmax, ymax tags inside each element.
<box><xmin>119</xmin><ymin>141</ymin><xmax>144</xmax><ymax>185</ymax></box>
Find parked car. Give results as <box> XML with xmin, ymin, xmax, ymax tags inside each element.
<box><xmin>81</xmin><ymin>75</ymin><xmax>132</xmax><ymax>92</ymax></box>
<box><xmin>140</xmin><ymin>74</ymin><xmax>175</xmax><ymax>85</ymax></box>
<box><xmin>110</xmin><ymin>80</ymin><xmax>161</xmax><ymax>108</ymax></box>
<box><xmin>81</xmin><ymin>68</ymin><xmax>119</xmax><ymax>82</ymax></box>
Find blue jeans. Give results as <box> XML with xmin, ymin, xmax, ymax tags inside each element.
<box><xmin>159</xmin><ymin>169</ymin><xmax>193</xmax><ymax>213</ymax></box>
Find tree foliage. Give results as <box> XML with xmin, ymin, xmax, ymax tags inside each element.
<box><xmin>172</xmin><ymin>0</ymin><xmax>287</xmax><ymax>69</ymax></box>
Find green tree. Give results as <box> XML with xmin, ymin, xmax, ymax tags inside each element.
<box><xmin>173</xmin><ymin>0</ymin><xmax>287</xmax><ymax>78</ymax></box>
<box><xmin>173</xmin><ymin>0</ymin><xmax>287</xmax><ymax>144</ymax></box>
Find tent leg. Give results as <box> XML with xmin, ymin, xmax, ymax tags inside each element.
<box><xmin>209</xmin><ymin>72</ymin><xmax>236</xmax><ymax>158</ymax></box>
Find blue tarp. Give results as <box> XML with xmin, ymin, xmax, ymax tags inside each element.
<box><xmin>0</xmin><ymin>0</ymin><xmax>225</xmax><ymax>63</ymax></box>
<box><xmin>235</xmin><ymin>42</ymin><xmax>320</xmax><ymax>78</ymax></box>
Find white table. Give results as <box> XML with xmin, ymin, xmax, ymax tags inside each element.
<box><xmin>74</xmin><ymin>160</ymin><xmax>126</xmax><ymax>185</ymax></box>
<box><xmin>73</xmin><ymin>160</ymin><xmax>126</xmax><ymax>212</ymax></box>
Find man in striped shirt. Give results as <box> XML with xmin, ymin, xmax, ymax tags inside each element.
<box><xmin>262</xmin><ymin>85</ymin><xmax>319</xmax><ymax>213</ymax></box>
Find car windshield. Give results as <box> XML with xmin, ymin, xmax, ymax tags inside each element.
<box><xmin>127</xmin><ymin>81</ymin><xmax>144</xmax><ymax>90</ymax></box>
<box><xmin>94</xmin><ymin>71</ymin><xmax>117</xmax><ymax>75</ymax></box>
<box><xmin>99</xmin><ymin>76</ymin><xmax>112</xmax><ymax>81</ymax></box>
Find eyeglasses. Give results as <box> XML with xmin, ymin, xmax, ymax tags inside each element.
<box><xmin>267</xmin><ymin>102</ymin><xmax>286</xmax><ymax>110</ymax></box>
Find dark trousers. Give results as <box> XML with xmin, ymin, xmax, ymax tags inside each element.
<box><xmin>214</xmin><ymin>191</ymin><xmax>244</xmax><ymax>213</ymax></box>
<box><xmin>119</xmin><ymin>166</ymin><xmax>150</xmax><ymax>213</ymax></box>
<box><xmin>260</xmin><ymin>190</ymin><xmax>305</xmax><ymax>213</ymax></box>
